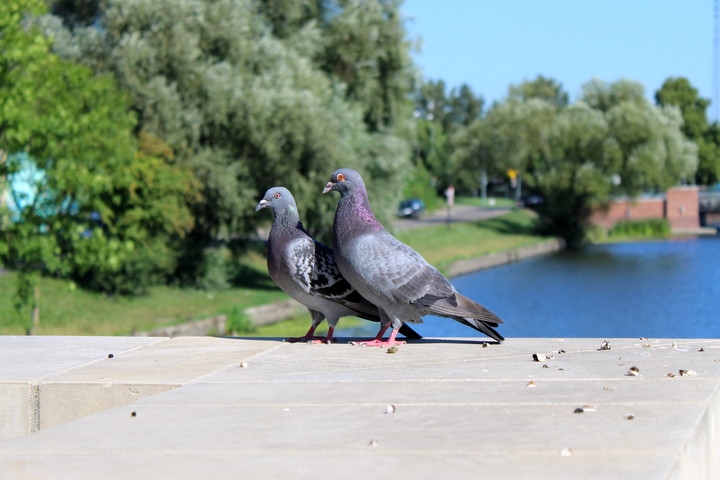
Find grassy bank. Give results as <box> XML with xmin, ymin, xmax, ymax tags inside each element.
<box><xmin>0</xmin><ymin>208</ymin><xmax>547</xmax><ymax>337</ymax></box>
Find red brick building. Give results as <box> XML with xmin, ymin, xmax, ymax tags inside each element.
<box><xmin>589</xmin><ymin>186</ymin><xmax>700</xmax><ymax>232</ymax></box>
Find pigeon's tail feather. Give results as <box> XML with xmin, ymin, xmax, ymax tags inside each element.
<box><xmin>427</xmin><ymin>293</ymin><xmax>504</xmax><ymax>342</ymax></box>
<box><xmin>454</xmin><ymin>316</ymin><xmax>505</xmax><ymax>343</ymax></box>
<box><xmin>398</xmin><ymin>323</ymin><xmax>423</xmax><ymax>339</ymax></box>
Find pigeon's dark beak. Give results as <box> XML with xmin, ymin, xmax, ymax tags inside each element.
<box><xmin>322</xmin><ymin>181</ymin><xmax>335</xmax><ymax>194</ymax></box>
<box><xmin>255</xmin><ymin>199</ymin><xmax>268</xmax><ymax>212</ymax></box>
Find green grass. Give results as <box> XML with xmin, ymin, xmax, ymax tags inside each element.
<box><xmin>0</xmin><ymin>209</ymin><xmax>545</xmax><ymax>337</ymax></box>
<box><xmin>0</xmin><ymin>271</ymin><xmax>287</xmax><ymax>336</ymax></box>
<box><xmin>396</xmin><ymin>208</ymin><xmax>543</xmax><ymax>274</ymax></box>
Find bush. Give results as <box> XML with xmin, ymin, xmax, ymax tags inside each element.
<box><xmin>225</xmin><ymin>306</ymin><xmax>255</xmax><ymax>335</ymax></box>
<box><xmin>610</xmin><ymin>218</ymin><xmax>670</xmax><ymax>238</ymax></box>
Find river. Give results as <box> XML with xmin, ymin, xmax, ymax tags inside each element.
<box><xmin>336</xmin><ymin>235</ymin><xmax>720</xmax><ymax>339</ymax></box>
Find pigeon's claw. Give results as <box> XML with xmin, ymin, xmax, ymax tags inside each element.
<box><xmin>350</xmin><ymin>327</ymin><xmax>405</xmax><ymax>347</ymax></box>
<box><xmin>285</xmin><ymin>334</ymin><xmax>325</xmax><ymax>343</ymax></box>
<box><xmin>351</xmin><ymin>339</ymin><xmax>406</xmax><ymax>347</ymax></box>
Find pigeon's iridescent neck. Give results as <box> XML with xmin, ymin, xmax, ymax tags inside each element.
<box><xmin>338</xmin><ymin>189</ymin><xmax>384</xmax><ymax>232</ymax></box>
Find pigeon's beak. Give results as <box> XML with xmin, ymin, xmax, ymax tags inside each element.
<box><xmin>255</xmin><ymin>199</ymin><xmax>268</xmax><ymax>212</ymax></box>
<box><xmin>322</xmin><ymin>182</ymin><xmax>335</xmax><ymax>194</ymax></box>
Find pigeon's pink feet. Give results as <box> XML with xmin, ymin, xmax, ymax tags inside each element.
<box><xmin>350</xmin><ymin>327</ymin><xmax>404</xmax><ymax>347</ymax></box>
<box><xmin>309</xmin><ymin>327</ymin><xmax>335</xmax><ymax>344</ymax></box>
<box><xmin>284</xmin><ymin>326</ymin><xmax>323</xmax><ymax>343</ymax></box>
<box><xmin>290</xmin><ymin>327</ymin><xmax>335</xmax><ymax>344</ymax></box>
<box><xmin>352</xmin><ymin>338</ymin><xmax>406</xmax><ymax>347</ymax></box>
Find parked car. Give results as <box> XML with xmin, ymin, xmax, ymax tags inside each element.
<box><xmin>518</xmin><ymin>194</ymin><xmax>544</xmax><ymax>209</ymax></box>
<box><xmin>397</xmin><ymin>198</ymin><xmax>425</xmax><ymax>219</ymax></box>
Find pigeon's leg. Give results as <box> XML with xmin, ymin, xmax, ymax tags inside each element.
<box><xmin>308</xmin><ymin>326</ymin><xmax>335</xmax><ymax>344</ymax></box>
<box><xmin>284</xmin><ymin>324</ymin><xmax>325</xmax><ymax>343</ymax></box>
<box><xmin>285</xmin><ymin>311</ymin><xmax>326</xmax><ymax>343</ymax></box>
<box><xmin>352</xmin><ymin>325</ymin><xmax>406</xmax><ymax>347</ymax></box>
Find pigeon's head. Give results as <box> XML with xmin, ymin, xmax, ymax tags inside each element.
<box><xmin>255</xmin><ymin>187</ymin><xmax>298</xmax><ymax>215</ymax></box>
<box><xmin>322</xmin><ymin>168</ymin><xmax>364</xmax><ymax>196</ymax></box>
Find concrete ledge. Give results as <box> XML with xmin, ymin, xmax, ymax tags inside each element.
<box><xmin>1</xmin><ymin>336</ymin><xmax>719</xmax><ymax>479</ymax></box>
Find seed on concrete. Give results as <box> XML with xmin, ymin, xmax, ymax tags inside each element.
<box><xmin>386</xmin><ymin>347</ymin><xmax>399</xmax><ymax>354</ymax></box>
<box><xmin>532</xmin><ymin>353</ymin><xmax>547</xmax><ymax>362</ymax></box>
<box><xmin>625</xmin><ymin>414</ymin><xmax>635</xmax><ymax>420</ymax></box>
<box><xmin>560</xmin><ymin>448</ymin><xmax>573</xmax><ymax>457</ymax></box>
<box><xmin>239</xmin><ymin>361</ymin><xmax>249</xmax><ymax>368</ymax></box>
<box><xmin>627</xmin><ymin>366</ymin><xmax>640</xmax><ymax>376</ymax></box>
<box><xmin>679</xmin><ymin>369</ymin><xmax>697</xmax><ymax>377</ymax></box>
<box><xmin>384</xmin><ymin>405</ymin><xmax>396</xmax><ymax>414</ymax></box>
<box><xmin>598</xmin><ymin>340</ymin><xmax>611</xmax><ymax>351</ymax></box>
<box><xmin>131</xmin><ymin>411</ymin><xmax>137</xmax><ymax>417</ymax></box>
<box><xmin>527</xmin><ymin>381</ymin><xmax>536</xmax><ymax>387</ymax></box>
<box><xmin>369</xmin><ymin>440</ymin><xmax>378</xmax><ymax>447</ymax></box>
<box><xmin>107</xmin><ymin>354</ymin><xmax>114</xmax><ymax>359</ymax></box>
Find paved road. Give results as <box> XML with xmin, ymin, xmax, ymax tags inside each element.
<box><xmin>393</xmin><ymin>205</ymin><xmax>512</xmax><ymax>230</ymax></box>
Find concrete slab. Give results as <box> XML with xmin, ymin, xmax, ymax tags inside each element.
<box><xmin>0</xmin><ymin>336</ymin><xmax>281</xmax><ymax>440</ymax></box>
<box><xmin>0</xmin><ymin>337</ymin><xmax>718</xmax><ymax>479</ymax></box>
<box><xmin>0</xmin><ymin>336</ymin><xmax>165</xmax><ymax>382</ymax></box>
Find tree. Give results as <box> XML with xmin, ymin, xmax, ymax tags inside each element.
<box><xmin>508</xmin><ymin>75</ymin><xmax>569</xmax><ymax>108</ymax></box>
<box><xmin>655</xmin><ymin>77</ymin><xmax>709</xmax><ymax>139</ymax></box>
<box><xmin>41</xmin><ymin>0</ymin><xmax>415</xmax><ymax>285</ymax></box>
<box><xmin>1</xmin><ymin>0</ymin><xmax>197</xmax><ymax>334</ymax></box>
<box><xmin>451</xmin><ymin>78</ymin><xmax>697</xmax><ymax>247</ymax></box>
<box><xmin>412</xmin><ymin>79</ymin><xmax>484</xmax><ymax>194</ymax></box>
<box><xmin>655</xmin><ymin>77</ymin><xmax>719</xmax><ymax>185</ymax></box>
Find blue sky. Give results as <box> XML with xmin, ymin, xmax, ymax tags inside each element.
<box><xmin>402</xmin><ymin>1</ymin><xmax>715</xmax><ymax>118</ymax></box>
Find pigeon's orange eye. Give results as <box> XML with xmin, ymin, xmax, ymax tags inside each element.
<box><xmin>337</xmin><ymin>173</ymin><xmax>345</xmax><ymax>182</ymax></box>
<box><xmin>273</xmin><ymin>192</ymin><xmax>281</xmax><ymax>199</ymax></box>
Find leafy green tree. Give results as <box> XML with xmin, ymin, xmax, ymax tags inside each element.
<box><xmin>655</xmin><ymin>77</ymin><xmax>719</xmax><ymax>184</ymax></box>
<box><xmin>655</xmin><ymin>77</ymin><xmax>709</xmax><ymax>138</ymax></box>
<box><xmin>1</xmin><ymin>0</ymin><xmax>197</xmax><ymax>333</ymax></box>
<box><xmin>508</xmin><ymin>75</ymin><xmax>569</xmax><ymax>108</ymax></box>
<box><xmin>452</xmin><ymin>78</ymin><xmax>697</xmax><ymax>247</ymax></box>
<box><xmin>41</xmin><ymin>0</ymin><xmax>414</xmax><ymax>285</ymax></box>
<box><xmin>412</xmin><ymin>79</ymin><xmax>484</xmax><ymax>194</ymax></box>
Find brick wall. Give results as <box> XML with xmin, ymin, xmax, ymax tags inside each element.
<box><xmin>589</xmin><ymin>187</ymin><xmax>700</xmax><ymax>231</ymax></box>
<box><xmin>666</xmin><ymin>186</ymin><xmax>699</xmax><ymax>231</ymax></box>
<box><xmin>589</xmin><ymin>197</ymin><xmax>665</xmax><ymax>229</ymax></box>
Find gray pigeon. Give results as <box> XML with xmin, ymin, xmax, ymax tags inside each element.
<box><xmin>323</xmin><ymin>169</ymin><xmax>504</xmax><ymax>346</ymax></box>
<box><xmin>255</xmin><ymin>187</ymin><xmax>421</xmax><ymax>343</ymax></box>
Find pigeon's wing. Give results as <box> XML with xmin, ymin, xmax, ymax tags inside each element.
<box><xmin>352</xmin><ymin>231</ymin><xmax>454</xmax><ymax>305</ymax></box>
<box><xmin>310</xmin><ymin>241</ymin><xmax>379</xmax><ymax>317</ymax></box>
<box><xmin>286</xmin><ymin>236</ymin><xmax>317</xmax><ymax>295</ymax></box>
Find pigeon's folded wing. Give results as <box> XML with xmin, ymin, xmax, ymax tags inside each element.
<box><xmin>353</xmin><ymin>232</ymin><xmax>454</xmax><ymax>305</ymax></box>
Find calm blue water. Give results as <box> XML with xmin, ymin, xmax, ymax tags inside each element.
<box><xmin>336</xmin><ymin>236</ymin><xmax>720</xmax><ymax>339</ymax></box>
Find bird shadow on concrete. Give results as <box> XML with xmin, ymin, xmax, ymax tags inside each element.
<box><xmin>226</xmin><ymin>336</ymin><xmax>500</xmax><ymax>346</ymax></box>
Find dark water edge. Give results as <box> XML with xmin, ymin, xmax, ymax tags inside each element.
<box><xmin>336</xmin><ymin>235</ymin><xmax>720</xmax><ymax>339</ymax></box>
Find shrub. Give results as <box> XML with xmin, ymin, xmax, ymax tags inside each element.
<box><xmin>610</xmin><ymin>218</ymin><xmax>670</xmax><ymax>238</ymax></box>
